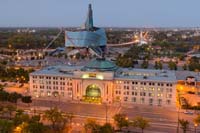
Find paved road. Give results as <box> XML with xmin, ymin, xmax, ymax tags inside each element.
<box><xmin>23</xmin><ymin>99</ymin><xmax>199</xmax><ymax>133</ymax></box>
<box><xmin>32</xmin><ymin>99</ymin><xmax>120</xmax><ymax>120</ymax></box>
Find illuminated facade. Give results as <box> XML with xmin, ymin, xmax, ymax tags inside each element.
<box><xmin>29</xmin><ymin>58</ymin><xmax>177</xmax><ymax>107</ymax></box>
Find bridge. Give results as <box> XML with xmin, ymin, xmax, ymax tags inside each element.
<box><xmin>107</xmin><ymin>40</ymin><xmax>139</xmax><ymax>47</ymax></box>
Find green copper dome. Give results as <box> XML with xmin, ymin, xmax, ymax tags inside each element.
<box><xmin>84</xmin><ymin>58</ymin><xmax>118</xmax><ymax>71</ymax></box>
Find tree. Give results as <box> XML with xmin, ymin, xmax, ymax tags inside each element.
<box><xmin>75</xmin><ymin>53</ymin><xmax>81</xmax><ymax>60</ymax></box>
<box><xmin>179</xmin><ymin>119</ymin><xmax>189</xmax><ymax>133</ymax></box>
<box><xmin>116</xmin><ymin>55</ymin><xmax>133</xmax><ymax>68</ymax></box>
<box><xmin>43</xmin><ymin>107</ymin><xmax>66</xmax><ymax>131</ymax></box>
<box><xmin>28</xmin><ymin>115</ymin><xmax>46</xmax><ymax>133</ymax></box>
<box><xmin>8</xmin><ymin>92</ymin><xmax>22</xmax><ymax>103</ymax></box>
<box><xmin>13</xmin><ymin>109</ymin><xmax>30</xmax><ymax>126</ymax></box>
<box><xmin>13</xmin><ymin>122</ymin><xmax>29</xmax><ymax>133</ymax></box>
<box><xmin>188</xmin><ymin>57</ymin><xmax>200</xmax><ymax>71</ymax></box>
<box><xmin>27</xmin><ymin>122</ymin><xmax>46</xmax><ymax>133</ymax></box>
<box><xmin>0</xmin><ymin>89</ymin><xmax>9</xmax><ymax>101</ymax></box>
<box><xmin>66</xmin><ymin>113</ymin><xmax>74</xmax><ymax>128</ymax></box>
<box><xmin>64</xmin><ymin>54</ymin><xmax>68</xmax><ymax>59</ymax></box>
<box><xmin>154</xmin><ymin>61</ymin><xmax>163</xmax><ymax>70</ymax></box>
<box><xmin>154</xmin><ymin>61</ymin><xmax>159</xmax><ymax>69</ymax></box>
<box><xmin>183</xmin><ymin>64</ymin><xmax>187</xmax><ymax>70</ymax></box>
<box><xmin>158</xmin><ymin>61</ymin><xmax>163</xmax><ymax>69</ymax></box>
<box><xmin>6</xmin><ymin>105</ymin><xmax>16</xmax><ymax>119</ymax></box>
<box><xmin>132</xmin><ymin>116</ymin><xmax>150</xmax><ymax>133</ymax></box>
<box><xmin>21</xmin><ymin>96</ymin><xmax>32</xmax><ymax>106</ymax></box>
<box><xmin>0</xmin><ymin>119</ymin><xmax>14</xmax><ymax>133</ymax></box>
<box><xmin>99</xmin><ymin>123</ymin><xmax>114</xmax><ymax>133</ymax></box>
<box><xmin>141</xmin><ymin>60</ymin><xmax>149</xmax><ymax>69</ymax></box>
<box><xmin>168</xmin><ymin>61</ymin><xmax>177</xmax><ymax>70</ymax></box>
<box><xmin>194</xmin><ymin>115</ymin><xmax>200</xmax><ymax>126</ymax></box>
<box><xmin>84</xmin><ymin>118</ymin><xmax>100</xmax><ymax>133</ymax></box>
<box><xmin>113</xmin><ymin>113</ymin><xmax>129</xmax><ymax>131</ymax></box>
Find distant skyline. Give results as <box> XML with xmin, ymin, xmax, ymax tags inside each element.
<box><xmin>0</xmin><ymin>0</ymin><xmax>200</xmax><ymax>27</ymax></box>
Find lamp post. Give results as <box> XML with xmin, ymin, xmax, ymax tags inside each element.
<box><xmin>177</xmin><ymin>91</ymin><xmax>181</xmax><ymax>133</ymax></box>
<box><xmin>177</xmin><ymin>107</ymin><xmax>180</xmax><ymax>133</ymax></box>
<box><xmin>177</xmin><ymin>90</ymin><xmax>185</xmax><ymax>133</ymax></box>
<box><xmin>119</xmin><ymin>97</ymin><xmax>122</xmax><ymax>107</ymax></box>
<box><xmin>194</xmin><ymin>123</ymin><xmax>198</xmax><ymax>133</ymax></box>
<box><xmin>194</xmin><ymin>103</ymin><xmax>197</xmax><ymax>114</ymax></box>
<box><xmin>105</xmin><ymin>103</ymin><xmax>108</xmax><ymax>123</ymax></box>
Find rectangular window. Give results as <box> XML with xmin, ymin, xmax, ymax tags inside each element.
<box><xmin>140</xmin><ymin>98</ymin><xmax>145</xmax><ymax>104</ymax></box>
<box><xmin>158</xmin><ymin>99</ymin><xmax>162</xmax><ymax>106</ymax></box>
<box><xmin>166</xmin><ymin>100</ymin><xmax>171</xmax><ymax>105</ymax></box>
<box><xmin>132</xmin><ymin>97</ymin><xmax>136</xmax><ymax>102</ymax></box>
<box><xmin>124</xmin><ymin>97</ymin><xmax>128</xmax><ymax>102</ymax></box>
<box><xmin>157</xmin><ymin>93</ymin><xmax>163</xmax><ymax>97</ymax></box>
<box><xmin>149</xmin><ymin>98</ymin><xmax>153</xmax><ymax>105</ymax></box>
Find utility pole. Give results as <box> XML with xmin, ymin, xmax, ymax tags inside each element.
<box><xmin>177</xmin><ymin>107</ymin><xmax>180</xmax><ymax>133</ymax></box>
<box><xmin>177</xmin><ymin>91</ymin><xmax>182</xmax><ymax>133</ymax></box>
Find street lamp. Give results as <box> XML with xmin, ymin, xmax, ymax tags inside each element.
<box><xmin>104</xmin><ymin>103</ymin><xmax>108</xmax><ymax>123</ymax></box>
<box><xmin>177</xmin><ymin>90</ymin><xmax>181</xmax><ymax>133</ymax></box>
<box><xmin>177</xmin><ymin>90</ymin><xmax>185</xmax><ymax>133</ymax></box>
<box><xmin>194</xmin><ymin>123</ymin><xmax>198</xmax><ymax>133</ymax></box>
<box><xmin>119</xmin><ymin>97</ymin><xmax>122</xmax><ymax>107</ymax></box>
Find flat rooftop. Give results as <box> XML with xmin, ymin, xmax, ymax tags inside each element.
<box><xmin>31</xmin><ymin>65</ymin><xmax>177</xmax><ymax>82</ymax></box>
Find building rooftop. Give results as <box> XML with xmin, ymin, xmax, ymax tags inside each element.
<box><xmin>31</xmin><ymin>60</ymin><xmax>177</xmax><ymax>82</ymax></box>
<box><xmin>176</xmin><ymin>71</ymin><xmax>200</xmax><ymax>81</ymax></box>
<box><xmin>115</xmin><ymin>68</ymin><xmax>177</xmax><ymax>82</ymax></box>
<box><xmin>83</xmin><ymin>58</ymin><xmax>118</xmax><ymax>71</ymax></box>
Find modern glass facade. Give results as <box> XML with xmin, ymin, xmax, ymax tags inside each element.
<box><xmin>65</xmin><ymin>4</ymin><xmax>107</xmax><ymax>48</ymax></box>
<box><xmin>65</xmin><ymin>28</ymin><xmax>107</xmax><ymax>47</ymax></box>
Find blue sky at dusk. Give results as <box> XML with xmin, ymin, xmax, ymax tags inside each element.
<box><xmin>0</xmin><ymin>0</ymin><xmax>200</xmax><ymax>27</ymax></box>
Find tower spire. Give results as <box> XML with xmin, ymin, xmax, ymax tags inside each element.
<box><xmin>85</xmin><ymin>4</ymin><xmax>93</xmax><ymax>30</ymax></box>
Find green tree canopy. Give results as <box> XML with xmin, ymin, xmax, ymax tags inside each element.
<box><xmin>131</xmin><ymin>116</ymin><xmax>150</xmax><ymax>133</ymax></box>
<box><xmin>113</xmin><ymin>113</ymin><xmax>129</xmax><ymax>131</ymax></box>
<box><xmin>179</xmin><ymin>119</ymin><xmax>189</xmax><ymax>133</ymax></box>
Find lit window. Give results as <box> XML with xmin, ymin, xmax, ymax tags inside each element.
<box><xmin>47</xmin><ymin>91</ymin><xmax>51</xmax><ymax>96</ymax></box>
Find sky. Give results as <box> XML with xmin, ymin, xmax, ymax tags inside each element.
<box><xmin>0</xmin><ymin>0</ymin><xmax>200</xmax><ymax>27</ymax></box>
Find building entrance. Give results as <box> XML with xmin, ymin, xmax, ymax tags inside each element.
<box><xmin>83</xmin><ymin>84</ymin><xmax>101</xmax><ymax>103</ymax></box>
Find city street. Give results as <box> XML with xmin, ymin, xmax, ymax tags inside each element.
<box><xmin>32</xmin><ymin>99</ymin><xmax>120</xmax><ymax>120</ymax></box>
<box><xmin>24</xmin><ymin>99</ymin><xmax>200</xmax><ymax>133</ymax></box>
